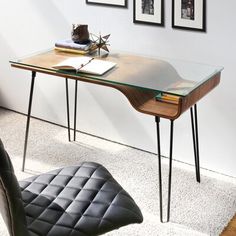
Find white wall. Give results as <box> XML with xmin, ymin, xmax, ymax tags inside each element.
<box><xmin>0</xmin><ymin>0</ymin><xmax>235</xmax><ymax>177</ymax></box>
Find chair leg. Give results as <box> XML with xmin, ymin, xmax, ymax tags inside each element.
<box><xmin>74</xmin><ymin>80</ymin><xmax>78</xmax><ymax>141</ymax></box>
<box><xmin>155</xmin><ymin>117</ymin><xmax>174</xmax><ymax>223</ymax></box>
<box><xmin>65</xmin><ymin>78</ymin><xmax>71</xmax><ymax>142</ymax></box>
<box><xmin>22</xmin><ymin>71</ymin><xmax>36</xmax><ymax>171</ymax></box>
<box><xmin>190</xmin><ymin>104</ymin><xmax>200</xmax><ymax>183</ymax></box>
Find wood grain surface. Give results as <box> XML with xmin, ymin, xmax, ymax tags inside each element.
<box><xmin>221</xmin><ymin>214</ymin><xmax>236</xmax><ymax>236</ymax></box>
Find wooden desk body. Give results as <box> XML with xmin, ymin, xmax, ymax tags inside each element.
<box><xmin>11</xmin><ymin>50</ymin><xmax>221</xmax><ymax>120</ymax></box>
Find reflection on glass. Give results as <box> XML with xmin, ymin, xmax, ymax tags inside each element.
<box><xmin>10</xmin><ymin>50</ymin><xmax>223</xmax><ymax>97</ymax></box>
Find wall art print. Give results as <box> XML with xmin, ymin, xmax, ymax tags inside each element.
<box><xmin>133</xmin><ymin>0</ymin><xmax>164</xmax><ymax>26</ymax></box>
<box><xmin>172</xmin><ymin>0</ymin><xmax>206</xmax><ymax>31</ymax></box>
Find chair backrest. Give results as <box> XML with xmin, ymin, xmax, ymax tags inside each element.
<box><xmin>0</xmin><ymin>139</ymin><xmax>29</xmax><ymax>236</ymax></box>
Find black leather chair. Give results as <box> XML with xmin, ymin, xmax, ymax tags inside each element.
<box><xmin>0</xmin><ymin>140</ymin><xmax>143</xmax><ymax>236</ymax></box>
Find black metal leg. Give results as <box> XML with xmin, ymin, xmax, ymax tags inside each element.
<box><xmin>194</xmin><ymin>104</ymin><xmax>200</xmax><ymax>182</ymax></box>
<box><xmin>155</xmin><ymin>117</ymin><xmax>174</xmax><ymax>223</ymax></box>
<box><xmin>167</xmin><ymin>120</ymin><xmax>174</xmax><ymax>222</ymax></box>
<box><xmin>74</xmin><ymin>80</ymin><xmax>78</xmax><ymax>141</ymax></box>
<box><xmin>65</xmin><ymin>78</ymin><xmax>71</xmax><ymax>142</ymax></box>
<box><xmin>22</xmin><ymin>71</ymin><xmax>36</xmax><ymax>171</ymax></box>
<box><xmin>155</xmin><ymin>116</ymin><xmax>163</xmax><ymax>222</ymax></box>
<box><xmin>190</xmin><ymin>104</ymin><xmax>200</xmax><ymax>183</ymax></box>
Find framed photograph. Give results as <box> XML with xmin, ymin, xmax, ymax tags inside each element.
<box><xmin>172</xmin><ymin>0</ymin><xmax>206</xmax><ymax>31</ymax></box>
<box><xmin>133</xmin><ymin>0</ymin><xmax>164</xmax><ymax>26</ymax></box>
<box><xmin>86</xmin><ymin>0</ymin><xmax>127</xmax><ymax>7</ymax></box>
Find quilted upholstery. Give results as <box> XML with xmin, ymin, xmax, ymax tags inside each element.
<box><xmin>0</xmin><ymin>140</ymin><xmax>143</xmax><ymax>236</ymax></box>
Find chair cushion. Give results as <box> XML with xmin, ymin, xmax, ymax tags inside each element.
<box><xmin>19</xmin><ymin>162</ymin><xmax>143</xmax><ymax>236</ymax></box>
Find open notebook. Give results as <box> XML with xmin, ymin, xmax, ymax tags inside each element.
<box><xmin>52</xmin><ymin>56</ymin><xmax>116</xmax><ymax>75</ymax></box>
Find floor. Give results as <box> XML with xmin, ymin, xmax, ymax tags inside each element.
<box><xmin>0</xmin><ymin>108</ymin><xmax>236</xmax><ymax>236</ymax></box>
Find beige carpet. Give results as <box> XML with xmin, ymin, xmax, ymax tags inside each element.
<box><xmin>0</xmin><ymin>108</ymin><xmax>236</xmax><ymax>236</ymax></box>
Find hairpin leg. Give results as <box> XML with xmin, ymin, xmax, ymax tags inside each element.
<box><xmin>74</xmin><ymin>80</ymin><xmax>78</xmax><ymax>141</ymax></box>
<box><xmin>22</xmin><ymin>71</ymin><xmax>36</xmax><ymax>171</ymax></box>
<box><xmin>190</xmin><ymin>104</ymin><xmax>200</xmax><ymax>183</ymax></box>
<box><xmin>65</xmin><ymin>78</ymin><xmax>71</xmax><ymax>142</ymax></box>
<box><xmin>167</xmin><ymin>120</ymin><xmax>174</xmax><ymax>222</ymax></box>
<box><xmin>155</xmin><ymin>116</ymin><xmax>163</xmax><ymax>222</ymax></box>
<box><xmin>155</xmin><ymin>117</ymin><xmax>174</xmax><ymax>223</ymax></box>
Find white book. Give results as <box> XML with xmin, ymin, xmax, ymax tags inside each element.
<box><xmin>52</xmin><ymin>56</ymin><xmax>116</xmax><ymax>75</ymax></box>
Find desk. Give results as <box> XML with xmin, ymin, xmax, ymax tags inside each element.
<box><xmin>10</xmin><ymin>50</ymin><xmax>222</xmax><ymax>222</ymax></box>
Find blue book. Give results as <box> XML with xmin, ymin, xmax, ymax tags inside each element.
<box><xmin>55</xmin><ymin>39</ymin><xmax>92</xmax><ymax>51</ymax></box>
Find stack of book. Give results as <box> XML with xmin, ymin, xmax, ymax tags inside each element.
<box><xmin>55</xmin><ymin>39</ymin><xmax>97</xmax><ymax>55</ymax></box>
<box><xmin>155</xmin><ymin>92</ymin><xmax>180</xmax><ymax>104</ymax></box>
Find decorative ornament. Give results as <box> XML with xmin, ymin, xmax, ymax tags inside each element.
<box><xmin>90</xmin><ymin>33</ymin><xmax>110</xmax><ymax>56</ymax></box>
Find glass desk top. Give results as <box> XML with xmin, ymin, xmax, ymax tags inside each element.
<box><xmin>10</xmin><ymin>49</ymin><xmax>223</xmax><ymax>97</ymax></box>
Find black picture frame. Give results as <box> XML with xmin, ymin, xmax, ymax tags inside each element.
<box><xmin>86</xmin><ymin>0</ymin><xmax>127</xmax><ymax>8</ymax></box>
<box><xmin>172</xmin><ymin>0</ymin><xmax>206</xmax><ymax>32</ymax></box>
<box><xmin>133</xmin><ymin>0</ymin><xmax>164</xmax><ymax>26</ymax></box>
